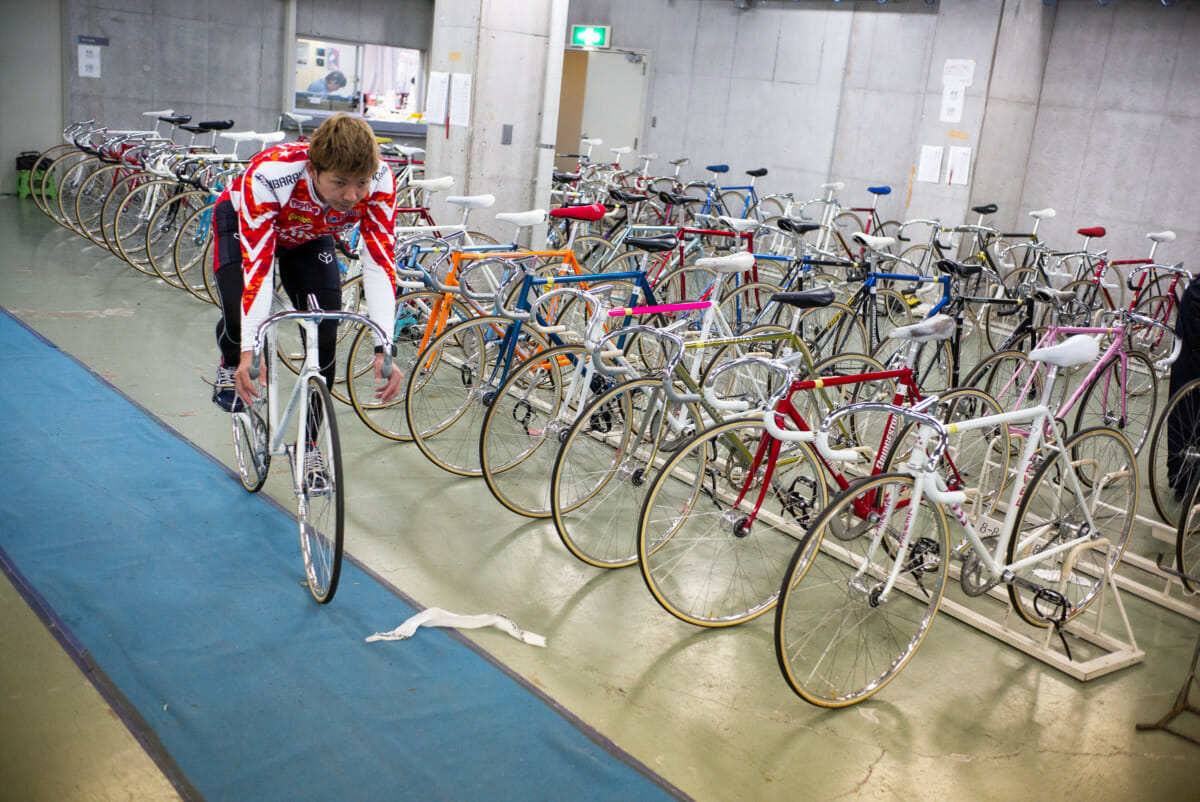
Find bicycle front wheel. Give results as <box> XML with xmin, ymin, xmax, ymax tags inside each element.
<box><xmin>1006</xmin><ymin>426</ymin><xmax>1136</xmax><ymax>627</ymax></box>
<box><xmin>774</xmin><ymin>472</ymin><xmax>950</xmax><ymax>708</ymax></box>
<box><xmin>298</xmin><ymin>376</ymin><xmax>344</xmax><ymax>604</ymax></box>
<box><xmin>638</xmin><ymin>419</ymin><xmax>828</xmax><ymax>627</ymax></box>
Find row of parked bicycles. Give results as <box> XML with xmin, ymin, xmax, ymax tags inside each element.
<box><xmin>27</xmin><ymin>114</ymin><xmax>1200</xmax><ymax>708</ymax></box>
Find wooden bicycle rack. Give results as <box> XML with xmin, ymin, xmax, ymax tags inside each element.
<box><xmin>938</xmin><ymin>538</ymin><xmax>1145</xmax><ymax>681</ymax></box>
<box><xmin>814</xmin><ymin>531</ymin><xmax>1145</xmax><ymax>683</ymax></box>
<box><xmin>1111</xmin><ymin>513</ymin><xmax>1200</xmax><ymax>623</ymax></box>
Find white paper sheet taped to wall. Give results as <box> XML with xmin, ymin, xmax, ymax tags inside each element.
<box><xmin>366</xmin><ymin>607</ymin><xmax>548</xmax><ymax>647</ymax></box>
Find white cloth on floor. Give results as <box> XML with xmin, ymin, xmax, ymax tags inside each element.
<box><xmin>366</xmin><ymin>607</ymin><xmax>547</xmax><ymax>647</ymax></box>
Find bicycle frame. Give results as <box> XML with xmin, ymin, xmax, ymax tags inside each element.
<box><xmin>724</xmin><ymin>364</ymin><xmax>926</xmax><ymax>533</ymax></box>
<box><xmin>874</xmin><ymin>395</ymin><xmax>1102</xmax><ymax>601</ymax></box>
<box><xmin>993</xmin><ymin>324</ymin><xmax>1130</xmax><ymax>437</ymax></box>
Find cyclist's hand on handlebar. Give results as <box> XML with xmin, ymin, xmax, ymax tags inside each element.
<box><xmin>374</xmin><ymin>353</ymin><xmax>403</xmax><ymax>403</ymax></box>
<box><xmin>235</xmin><ymin>350</ymin><xmax>264</xmax><ymax>406</ymax></box>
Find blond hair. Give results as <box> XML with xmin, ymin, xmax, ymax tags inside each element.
<box><xmin>307</xmin><ymin>114</ymin><xmax>379</xmax><ymax>177</ymax></box>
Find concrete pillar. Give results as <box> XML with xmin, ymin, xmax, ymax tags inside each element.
<box><xmin>424</xmin><ymin>0</ymin><xmax>563</xmax><ymax>243</ymax></box>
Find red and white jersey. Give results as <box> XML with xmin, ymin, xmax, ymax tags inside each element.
<box><xmin>221</xmin><ymin>141</ymin><xmax>397</xmax><ymax>351</ymax></box>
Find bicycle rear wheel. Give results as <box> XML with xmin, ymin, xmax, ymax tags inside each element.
<box><xmin>1130</xmin><ymin>294</ymin><xmax>1178</xmax><ymax>362</ymax></box>
<box><xmin>637</xmin><ymin>419</ymin><xmax>828</xmax><ymax>627</ymax></box>
<box><xmin>479</xmin><ymin>344</ymin><xmax>589</xmax><ymax>517</ymax></box>
<box><xmin>173</xmin><ymin>201</ymin><xmax>217</xmax><ymax>303</ymax></box>
<box><xmin>1176</xmin><ymin>474</ymin><xmax>1200</xmax><ymax>593</ymax></box>
<box><xmin>406</xmin><ymin>317</ymin><xmax>549</xmax><ymax>476</ymax></box>
<box><xmin>552</xmin><ymin>378</ymin><xmax>702</xmax><ymax>568</ymax></box>
<box><xmin>74</xmin><ymin>164</ymin><xmax>122</xmax><ymax>248</ymax></box>
<box><xmin>774</xmin><ymin>472</ymin><xmax>949</xmax><ymax>707</ymax></box>
<box><xmin>146</xmin><ymin>189</ymin><xmax>209</xmax><ymax>287</ymax></box>
<box><xmin>29</xmin><ymin>144</ymin><xmax>74</xmax><ymax>217</ymax></box>
<box><xmin>1074</xmin><ymin>350</ymin><xmax>1156</xmax><ymax>454</ymax></box>
<box><xmin>1149</xmin><ymin>378</ymin><xmax>1200</xmax><ymax>528</ymax></box>
<box><xmin>231</xmin><ymin>390</ymin><xmax>271</xmax><ymax>493</ymax></box>
<box><xmin>1006</xmin><ymin>426</ymin><xmax>1136</xmax><ymax>627</ymax></box>
<box><xmin>346</xmin><ymin>290</ymin><xmax>473</xmax><ymax>441</ymax></box>
<box><xmin>298</xmin><ymin>376</ymin><xmax>344</xmax><ymax>604</ymax></box>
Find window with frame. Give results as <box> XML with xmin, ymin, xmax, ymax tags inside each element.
<box><xmin>293</xmin><ymin>37</ymin><xmax>425</xmax><ymax>124</ymax></box>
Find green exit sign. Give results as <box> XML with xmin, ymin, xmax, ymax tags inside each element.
<box><xmin>570</xmin><ymin>25</ymin><xmax>610</xmax><ymax>49</ymax></box>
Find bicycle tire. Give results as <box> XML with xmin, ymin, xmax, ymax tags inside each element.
<box><xmin>406</xmin><ymin>316</ymin><xmax>549</xmax><ymax>476</ymax></box>
<box><xmin>774</xmin><ymin>472</ymin><xmax>949</xmax><ymax>707</ymax></box>
<box><xmin>231</xmin><ymin>384</ymin><xmax>271</xmax><ymax>493</ymax></box>
<box><xmin>54</xmin><ymin>155</ymin><xmax>102</xmax><ymax>233</ymax></box>
<box><xmin>29</xmin><ymin>144</ymin><xmax>75</xmax><ymax>217</ymax></box>
<box><xmin>637</xmin><ymin>418</ymin><xmax>828</xmax><ymax>627</ymax></box>
<box><xmin>74</xmin><ymin>163</ymin><xmax>123</xmax><ymax>248</ymax></box>
<box><xmin>479</xmin><ymin>343</ymin><xmax>589</xmax><ymax>517</ymax></box>
<box><xmin>113</xmin><ymin>179</ymin><xmax>178</xmax><ymax>274</ymax></box>
<box><xmin>1175</xmin><ymin>471</ymin><xmax>1200</xmax><ymax>593</ymax></box>
<box><xmin>99</xmin><ymin>171</ymin><xmax>146</xmax><ymax>253</ymax></box>
<box><xmin>298</xmin><ymin>376</ymin><xmax>344</xmax><ymax>604</ymax></box>
<box><xmin>145</xmin><ymin>189</ymin><xmax>210</xmax><ymax>287</ymax></box>
<box><xmin>346</xmin><ymin>290</ymin><xmax>473</xmax><ymax>441</ymax></box>
<box><xmin>1006</xmin><ymin>426</ymin><xmax>1136</xmax><ymax>627</ymax></box>
<box><xmin>1148</xmin><ymin>378</ymin><xmax>1200</xmax><ymax>528</ymax></box>
<box><xmin>552</xmin><ymin>377</ymin><xmax>701</xmax><ymax>568</ymax></box>
<box><xmin>174</xmin><ymin>201</ymin><xmax>218</xmax><ymax>303</ymax></box>
<box><xmin>1074</xmin><ymin>350</ymin><xmax>1157</xmax><ymax>454</ymax></box>
<box><xmin>1130</xmin><ymin>294</ymin><xmax>1178</xmax><ymax>362</ymax></box>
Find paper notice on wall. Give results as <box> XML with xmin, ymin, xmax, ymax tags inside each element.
<box><xmin>917</xmin><ymin>145</ymin><xmax>943</xmax><ymax>184</ymax></box>
<box><xmin>940</xmin><ymin>83</ymin><xmax>965</xmax><ymax>123</ymax></box>
<box><xmin>78</xmin><ymin>44</ymin><xmax>101</xmax><ymax>78</ymax></box>
<box><xmin>449</xmin><ymin>73</ymin><xmax>472</xmax><ymax>127</ymax></box>
<box><xmin>943</xmin><ymin>59</ymin><xmax>975</xmax><ymax>87</ymax></box>
<box><xmin>425</xmin><ymin>71</ymin><xmax>450</xmax><ymax>124</ymax></box>
<box><xmin>948</xmin><ymin>146</ymin><xmax>972</xmax><ymax>186</ymax></box>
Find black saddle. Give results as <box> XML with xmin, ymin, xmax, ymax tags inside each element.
<box><xmin>624</xmin><ymin>234</ymin><xmax>678</xmax><ymax>253</ymax></box>
<box><xmin>770</xmin><ymin>287</ymin><xmax>835</xmax><ymax>309</ymax></box>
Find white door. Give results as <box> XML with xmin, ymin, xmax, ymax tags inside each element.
<box><xmin>577</xmin><ymin>50</ymin><xmax>648</xmax><ymax>169</ymax></box>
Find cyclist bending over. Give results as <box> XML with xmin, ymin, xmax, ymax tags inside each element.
<box><xmin>211</xmin><ymin>113</ymin><xmax>402</xmax><ymax>411</ymax></box>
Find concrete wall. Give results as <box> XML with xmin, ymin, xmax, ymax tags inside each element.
<box><xmin>566</xmin><ymin>0</ymin><xmax>1199</xmax><ymax>265</ymax></box>
<box><xmin>0</xmin><ymin>0</ymin><xmax>64</xmax><ymax>195</ymax></box>
<box><xmin>5</xmin><ymin>0</ymin><xmax>1197</xmax><ymax>266</ymax></box>
<box><xmin>1016</xmin><ymin>3</ymin><xmax>1200</xmax><ymax>268</ymax></box>
<box><xmin>58</xmin><ymin>0</ymin><xmax>432</xmax><ymax>138</ymax></box>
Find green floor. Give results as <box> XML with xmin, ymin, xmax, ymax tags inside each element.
<box><xmin>1</xmin><ymin>195</ymin><xmax>1198</xmax><ymax>801</ymax></box>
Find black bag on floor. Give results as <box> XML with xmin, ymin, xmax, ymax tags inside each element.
<box><xmin>15</xmin><ymin>151</ymin><xmax>41</xmax><ymax>171</ymax></box>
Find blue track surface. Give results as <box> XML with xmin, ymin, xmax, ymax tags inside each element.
<box><xmin>0</xmin><ymin>309</ymin><xmax>682</xmax><ymax>801</ymax></box>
